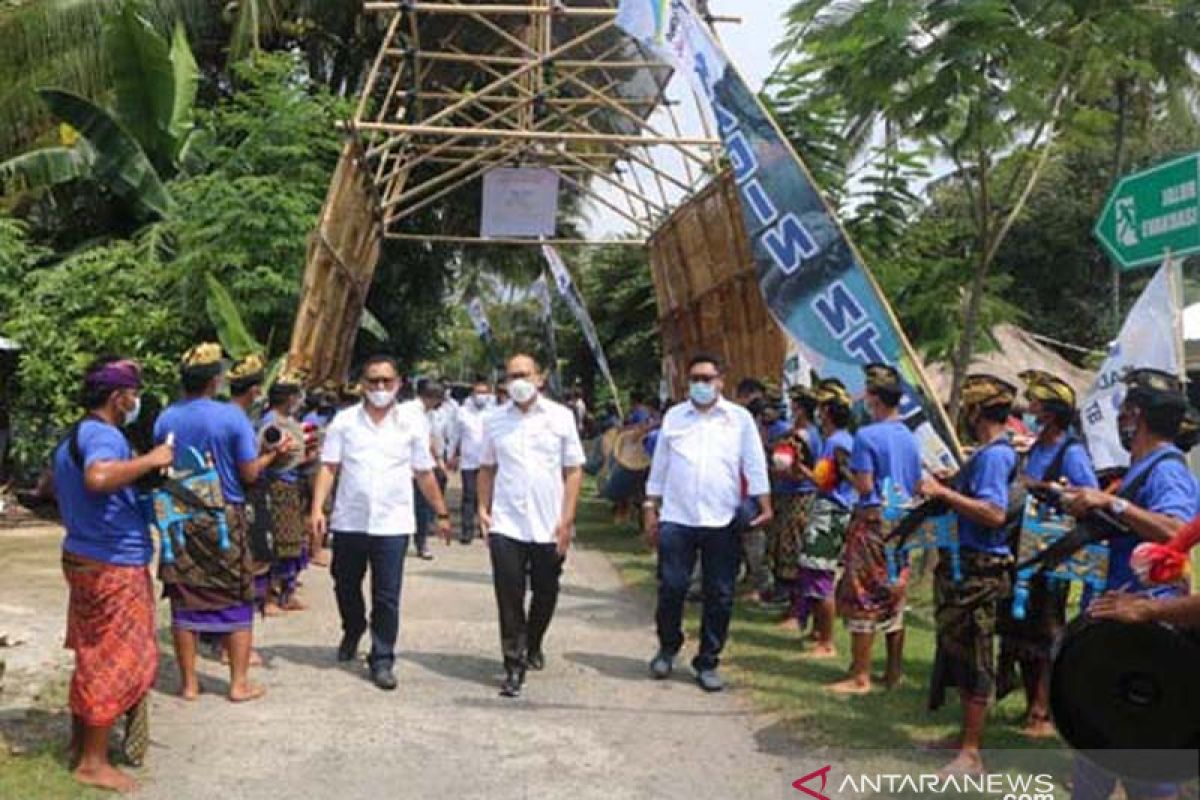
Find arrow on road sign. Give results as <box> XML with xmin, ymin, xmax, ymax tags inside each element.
<box><xmin>1094</xmin><ymin>151</ymin><xmax>1200</xmax><ymax>271</ymax></box>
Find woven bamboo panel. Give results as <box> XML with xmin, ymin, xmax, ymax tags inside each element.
<box><xmin>648</xmin><ymin>171</ymin><xmax>789</xmax><ymax>398</ymax></box>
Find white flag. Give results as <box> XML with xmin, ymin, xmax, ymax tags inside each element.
<box><xmin>466</xmin><ymin>297</ymin><xmax>494</xmax><ymax>344</ymax></box>
<box><xmin>531</xmin><ymin>274</ymin><xmax>554</xmax><ymax>322</ymax></box>
<box><xmin>1081</xmin><ymin>260</ymin><xmax>1183</xmax><ymax>471</ymax></box>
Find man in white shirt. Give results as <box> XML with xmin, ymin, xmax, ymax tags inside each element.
<box><xmin>309</xmin><ymin>356</ymin><xmax>452</xmax><ymax>691</ymax></box>
<box><xmin>478</xmin><ymin>354</ymin><xmax>585</xmax><ymax>698</ymax></box>
<box><xmin>449</xmin><ymin>377</ymin><xmax>493</xmax><ymax>544</ymax></box>
<box><xmin>642</xmin><ymin>353</ymin><xmax>773</xmax><ymax>692</ymax></box>
<box><xmin>410</xmin><ymin>379</ymin><xmax>450</xmax><ymax>560</ymax></box>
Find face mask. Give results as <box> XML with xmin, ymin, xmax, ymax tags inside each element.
<box><xmin>1119</xmin><ymin>424</ymin><xmax>1137</xmax><ymax>451</ymax></box>
<box><xmin>123</xmin><ymin>395</ymin><xmax>141</xmax><ymax>426</ymax></box>
<box><xmin>366</xmin><ymin>389</ymin><xmax>395</xmax><ymax>409</ymax></box>
<box><xmin>747</xmin><ymin>398</ymin><xmax>766</xmax><ymax>417</ymax></box>
<box><xmin>472</xmin><ymin>394</ymin><xmax>491</xmax><ymax>409</ymax></box>
<box><xmin>1023</xmin><ymin>414</ymin><xmax>1042</xmax><ymax>435</ymax></box>
<box><xmin>509</xmin><ymin>379</ymin><xmax>537</xmax><ymax>405</ymax></box>
<box><xmin>690</xmin><ymin>381</ymin><xmax>717</xmax><ymax>406</ymax></box>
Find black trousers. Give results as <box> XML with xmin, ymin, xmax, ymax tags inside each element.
<box><xmin>331</xmin><ymin>532</ymin><xmax>409</xmax><ymax>670</ymax></box>
<box><xmin>488</xmin><ymin>533</ymin><xmax>563</xmax><ymax>670</ymax></box>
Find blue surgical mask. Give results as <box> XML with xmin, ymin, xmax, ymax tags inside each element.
<box><xmin>1023</xmin><ymin>413</ymin><xmax>1042</xmax><ymax>435</ymax></box>
<box><xmin>689</xmin><ymin>381</ymin><xmax>717</xmax><ymax>406</ymax></box>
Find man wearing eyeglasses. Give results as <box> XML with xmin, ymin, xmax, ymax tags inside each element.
<box><xmin>643</xmin><ymin>353</ymin><xmax>773</xmax><ymax>692</ymax></box>
<box><xmin>477</xmin><ymin>354</ymin><xmax>586</xmax><ymax>698</ymax></box>
<box><xmin>309</xmin><ymin>355</ymin><xmax>452</xmax><ymax>691</ymax></box>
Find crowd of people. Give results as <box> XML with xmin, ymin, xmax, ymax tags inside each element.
<box><xmin>48</xmin><ymin>341</ymin><xmax>1200</xmax><ymax>796</ymax></box>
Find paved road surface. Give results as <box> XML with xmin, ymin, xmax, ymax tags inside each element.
<box><xmin>140</xmin><ymin>532</ymin><xmax>801</xmax><ymax>800</ymax></box>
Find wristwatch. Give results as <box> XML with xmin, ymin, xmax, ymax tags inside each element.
<box><xmin>1109</xmin><ymin>498</ymin><xmax>1130</xmax><ymax>517</ymax></box>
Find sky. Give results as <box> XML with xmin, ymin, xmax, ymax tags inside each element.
<box><xmin>581</xmin><ymin>0</ymin><xmax>794</xmax><ymax>237</ymax></box>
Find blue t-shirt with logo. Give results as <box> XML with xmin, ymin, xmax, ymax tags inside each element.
<box><xmin>1024</xmin><ymin>435</ymin><xmax>1098</xmax><ymax>488</ymax></box>
<box><xmin>955</xmin><ymin>442</ymin><xmax>1017</xmax><ymax>554</ymax></box>
<box><xmin>819</xmin><ymin>428</ymin><xmax>857</xmax><ymax>510</ymax></box>
<box><xmin>54</xmin><ymin>420</ymin><xmax>152</xmax><ymax>566</ymax></box>
<box><xmin>849</xmin><ymin>419</ymin><xmax>921</xmax><ymax>508</ymax></box>
<box><xmin>1106</xmin><ymin>444</ymin><xmax>1200</xmax><ymax>591</ymax></box>
<box><xmin>154</xmin><ymin>398</ymin><xmax>258</xmax><ymax>504</ymax></box>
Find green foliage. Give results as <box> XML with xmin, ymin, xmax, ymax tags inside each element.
<box><xmin>204</xmin><ymin>273</ymin><xmax>262</xmax><ymax>360</ymax></box>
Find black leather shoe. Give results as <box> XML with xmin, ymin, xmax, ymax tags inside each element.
<box><xmin>371</xmin><ymin>666</ymin><xmax>398</xmax><ymax>691</ymax></box>
<box><xmin>337</xmin><ymin>635</ymin><xmax>360</xmax><ymax>662</ymax></box>
<box><xmin>499</xmin><ymin>668</ymin><xmax>525</xmax><ymax>698</ymax></box>
<box><xmin>526</xmin><ymin>650</ymin><xmax>545</xmax><ymax>671</ymax></box>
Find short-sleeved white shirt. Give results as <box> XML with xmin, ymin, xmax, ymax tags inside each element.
<box><xmin>481</xmin><ymin>395</ymin><xmax>585</xmax><ymax>544</ymax></box>
<box><xmin>321</xmin><ymin>402</ymin><xmax>435</xmax><ymax>536</ymax></box>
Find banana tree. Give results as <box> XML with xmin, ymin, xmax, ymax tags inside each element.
<box><xmin>0</xmin><ymin>1</ymin><xmax>204</xmax><ymax>218</ymax></box>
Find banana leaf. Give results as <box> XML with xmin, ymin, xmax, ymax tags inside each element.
<box><xmin>167</xmin><ymin>20</ymin><xmax>198</xmax><ymax>158</ymax></box>
<box><xmin>204</xmin><ymin>272</ymin><xmax>262</xmax><ymax>360</ymax></box>
<box><xmin>359</xmin><ymin>307</ymin><xmax>390</xmax><ymax>342</ymax></box>
<box><xmin>37</xmin><ymin>89</ymin><xmax>171</xmax><ymax>218</ymax></box>
<box><xmin>0</xmin><ymin>143</ymin><xmax>95</xmax><ymax>193</ymax></box>
<box><xmin>104</xmin><ymin>2</ymin><xmax>176</xmax><ymax>171</ymax></box>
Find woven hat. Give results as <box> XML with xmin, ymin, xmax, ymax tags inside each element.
<box><xmin>961</xmin><ymin>374</ymin><xmax>1018</xmax><ymax>409</ymax></box>
<box><xmin>1020</xmin><ymin>369</ymin><xmax>1076</xmax><ymax>409</ymax></box>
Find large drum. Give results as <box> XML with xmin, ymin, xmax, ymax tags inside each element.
<box><xmin>1051</xmin><ymin>615</ymin><xmax>1200</xmax><ymax>781</ymax></box>
<box><xmin>601</xmin><ymin>428</ymin><xmax>651</xmax><ymax>503</ymax></box>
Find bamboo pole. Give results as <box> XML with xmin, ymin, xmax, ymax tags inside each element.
<box><xmin>358</xmin><ymin>122</ymin><xmax>717</xmax><ymax>146</ymax></box>
<box><xmin>383</xmin><ymin>233</ymin><xmax>645</xmax><ymax>247</ymax></box>
<box><xmin>401</xmin><ymin>51</ymin><xmax>671</xmax><ymax>70</ymax></box>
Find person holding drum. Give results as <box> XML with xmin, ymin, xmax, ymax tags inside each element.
<box><xmin>644</xmin><ymin>353</ymin><xmax>772</xmax><ymax>692</ymax></box>
<box><xmin>764</xmin><ymin>385</ymin><xmax>820</xmax><ymax>619</ymax></box>
<box><xmin>917</xmin><ymin>375</ymin><xmax>1021</xmax><ymax>775</ymax></box>
<box><xmin>830</xmin><ymin>364</ymin><xmax>920</xmax><ymax>696</ymax></box>
<box><xmin>997</xmin><ymin>370</ymin><xmax>1098</xmax><ymax>738</ymax></box>
<box><xmin>1059</xmin><ymin>369</ymin><xmax>1200</xmax><ymax>800</ymax></box>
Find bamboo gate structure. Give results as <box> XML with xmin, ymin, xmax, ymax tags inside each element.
<box><xmin>287</xmin><ymin>1</ymin><xmax>783</xmax><ymax>388</ymax></box>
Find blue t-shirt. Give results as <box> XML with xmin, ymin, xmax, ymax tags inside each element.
<box><xmin>819</xmin><ymin>428</ymin><xmax>857</xmax><ymax>510</ymax></box>
<box><xmin>154</xmin><ymin>398</ymin><xmax>258</xmax><ymax>503</ymax></box>
<box><xmin>625</xmin><ymin>406</ymin><xmax>652</xmax><ymax>426</ymax></box>
<box><xmin>955</xmin><ymin>442</ymin><xmax>1017</xmax><ymax>554</ymax></box>
<box><xmin>772</xmin><ymin>421</ymin><xmax>820</xmax><ymax>496</ymax></box>
<box><xmin>1106</xmin><ymin>444</ymin><xmax>1200</xmax><ymax>591</ymax></box>
<box><xmin>54</xmin><ymin>420</ymin><xmax>152</xmax><ymax>566</ymax></box>
<box><xmin>1024</xmin><ymin>435</ymin><xmax>1098</xmax><ymax>488</ymax></box>
<box><xmin>849</xmin><ymin>419</ymin><xmax>921</xmax><ymax>508</ymax></box>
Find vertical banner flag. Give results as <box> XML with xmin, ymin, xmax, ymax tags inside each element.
<box><xmin>1081</xmin><ymin>260</ymin><xmax>1184</xmax><ymax>471</ymax></box>
<box><xmin>531</xmin><ymin>273</ymin><xmax>562</xmax><ymax>396</ymax></box>
<box><xmin>618</xmin><ymin>0</ymin><xmax>959</xmax><ymax>471</ymax></box>
<box><xmin>542</xmin><ymin>244</ymin><xmax>622</xmax><ymax>414</ymax></box>
<box><xmin>466</xmin><ymin>297</ymin><xmax>501</xmax><ymax>368</ymax></box>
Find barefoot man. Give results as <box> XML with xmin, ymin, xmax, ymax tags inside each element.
<box><xmin>831</xmin><ymin>364</ymin><xmax>921</xmax><ymax>695</ymax></box>
<box><xmin>55</xmin><ymin>357</ymin><xmax>173</xmax><ymax>793</ymax></box>
<box><xmin>155</xmin><ymin>343</ymin><xmax>290</xmax><ymax>702</ymax></box>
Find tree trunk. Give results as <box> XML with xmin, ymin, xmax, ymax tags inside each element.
<box><xmin>948</xmin><ymin>142</ymin><xmax>992</xmax><ymax>422</ymax></box>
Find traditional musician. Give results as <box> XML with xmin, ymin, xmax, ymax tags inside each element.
<box><xmin>154</xmin><ymin>343</ymin><xmax>291</xmax><ymax>702</ymax></box>
<box><xmin>830</xmin><ymin>364</ymin><xmax>921</xmax><ymax>695</ymax></box>
<box><xmin>55</xmin><ymin>357</ymin><xmax>173</xmax><ymax>793</ymax></box>
<box><xmin>261</xmin><ymin>370</ymin><xmax>314</xmax><ymax>612</ymax></box>
<box><xmin>764</xmin><ymin>385</ymin><xmax>820</xmax><ymax>615</ymax></box>
<box><xmin>792</xmin><ymin>379</ymin><xmax>856</xmax><ymax>657</ymax></box>
<box><xmin>997</xmin><ymin>370</ymin><xmax>1097</xmax><ymax>738</ymax></box>
<box><xmin>918</xmin><ymin>375</ymin><xmax>1020</xmax><ymax>774</ymax></box>
<box><xmin>1060</xmin><ymin>368</ymin><xmax>1200</xmax><ymax>800</ymax></box>
<box><xmin>227</xmin><ymin>354</ymin><xmax>273</xmax><ymax>618</ymax></box>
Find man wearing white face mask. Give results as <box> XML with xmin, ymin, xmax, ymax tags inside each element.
<box><xmin>643</xmin><ymin>353</ymin><xmax>773</xmax><ymax>693</ymax></box>
<box><xmin>478</xmin><ymin>354</ymin><xmax>585</xmax><ymax>698</ymax></box>
<box><xmin>450</xmin><ymin>377</ymin><xmax>494</xmax><ymax>544</ymax></box>
<box><xmin>310</xmin><ymin>355</ymin><xmax>452</xmax><ymax>691</ymax></box>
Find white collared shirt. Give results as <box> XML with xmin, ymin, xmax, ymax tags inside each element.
<box><xmin>321</xmin><ymin>402</ymin><xmax>436</xmax><ymax>536</ymax></box>
<box><xmin>646</xmin><ymin>397</ymin><xmax>770</xmax><ymax>528</ymax></box>
<box><xmin>455</xmin><ymin>400</ymin><xmax>492</xmax><ymax>470</ymax></box>
<box><xmin>481</xmin><ymin>395</ymin><xmax>585</xmax><ymax>544</ymax></box>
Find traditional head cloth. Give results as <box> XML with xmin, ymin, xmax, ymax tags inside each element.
<box><xmin>228</xmin><ymin>353</ymin><xmax>267</xmax><ymax>394</ymax></box>
<box><xmin>268</xmin><ymin>367</ymin><xmax>307</xmax><ymax>406</ymax></box>
<box><xmin>180</xmin><ymin>342</ymin><xmax>225</xmax><ymax>383</ymax></box>
<box><xmin>815</xmin><ymin>378</ymin><xmax>852</xmax><ymax>408</ymax></box>
<box><xmin>85</xmin><ymin>359</ymin><xmax>142</xmax><ymax>391</ymax></box>
<box><xmin>1020</xmin><ymin>369</ymin><xmax>1077</xmax><ymax>409</ymax></box>
<box><xmin>961</xmin><ymin>374</ymin><xmax>1019</xmax><ymax>409</ymax></box>
<box><xmin>1124</xmin><ymin>368</ymin><xmax>1186</xmax><ymax>412</ymax></box>
<box><xmin>864</xmin><ymin>363</ymin><xmax>902</xmax><ymax>393</ymax></box>
<box><xmin>339</xmin><ymin>381</ymin><xmax>362</xmax><ymax>401</ymax></box>
<box><xmin>788</xmin><ymin>384</ymin><xmax>818</xmax><ymax>414</ymax></box>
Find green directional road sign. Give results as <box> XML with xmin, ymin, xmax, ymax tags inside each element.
<box><xmin>1094</xmin><ymin>151</ymin><xmax>1200</xmax><ymax>271</ymax></box>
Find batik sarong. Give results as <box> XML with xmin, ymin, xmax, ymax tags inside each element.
<box><xmin>267</xmin><ymin>478</ymin><xmax>308</xmax><ymax>603</ymax></box>
<box><xmin>835</xmin><ymin>508</ymin><xmax>906</xmax><ymax>633</ymax></box>
<box><xmin>766</xmin><ymin>492</ymin><xmax>814</xmax><ymax>585</ymax></box>
<box><xmin>160</xmin><ymin>504</ymin><xmax>255</xmax><ymax>632</ymax></box>
<box><xmin>63</xmin><ymin>551</ymin><xmax>158</xmax><ymax>727</ymax></box>
<box><xmin>928</xmin><ymin>549</ymin><xmax>1013</xmax><ymax>711</ymax></box>
<box><xmin>996</xmin><ymin>575</ymin><xmax>1067</xmax><ymax>700</ymax></box>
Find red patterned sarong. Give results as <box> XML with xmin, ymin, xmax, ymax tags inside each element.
<box><xmin>63</xmin><ymin>551</ymin><xmax>158</xmax><ymax>727</ymax></box>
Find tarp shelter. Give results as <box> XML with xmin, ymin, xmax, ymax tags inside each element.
<box><xmin>924</xmin><ymin>324</ymin><xmax>1093</xmax><ymax>404</ymax></box>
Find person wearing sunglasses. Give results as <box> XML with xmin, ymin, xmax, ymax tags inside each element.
<box><xmin>643</xmin><ymin>353</ymin><xmax>773</xmax><ymax>692</ymax></box>
<box><xmin>477</xmin><ymin>354</ymin><xmax>586</xmax><ymax>698</ymax></box>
